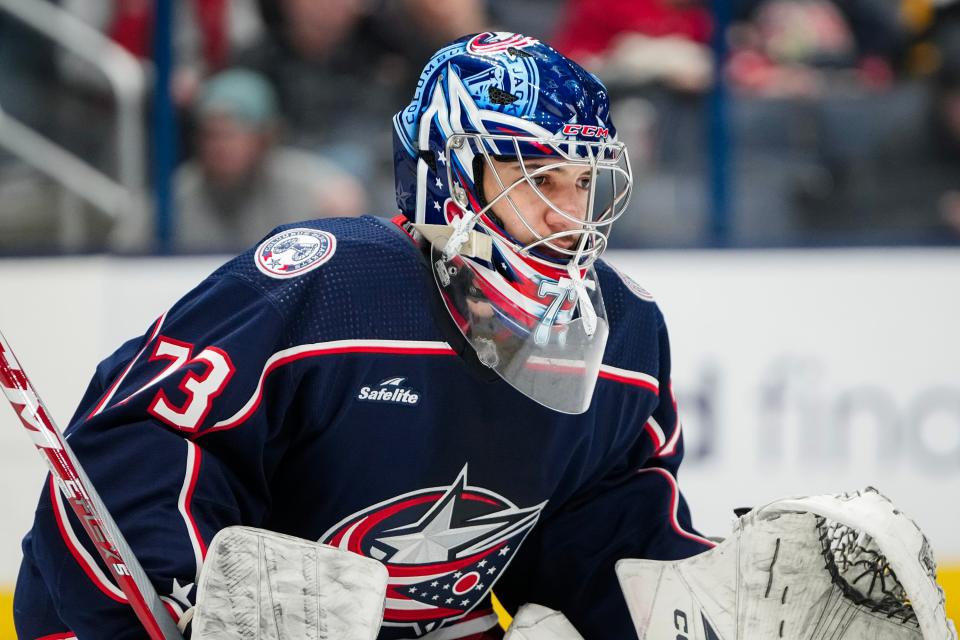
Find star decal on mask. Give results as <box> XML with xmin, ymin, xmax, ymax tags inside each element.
<box><xmin>396</xmin><ymin>185</ymin><xmax>414</xmax><ymax>209</ymax></box>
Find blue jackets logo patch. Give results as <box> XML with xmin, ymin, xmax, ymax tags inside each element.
<box><xmin>255</xmin><ymin>228</ymin><xmax>337</xmax><ymax>279</ymax></box>
<box><xmin>466</xmin><ymin>32</ymin><xmax>539</xmax><ymax>57</ymax></box>
<box><xmin>321</xmin><ymin>465</ymin><xmax>546</xmax><ymax>636</ymax></box>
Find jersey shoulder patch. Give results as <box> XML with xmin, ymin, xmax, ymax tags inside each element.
<box><xmin>254</xmin><ymin>227</ymin><xmax>337</xmax><ymax>279</ymax></box>
<box><xmin>605</xmin><ymin>262</ymin><xmax>656</xmax><ymax>302</ymax></box>
<box><xmin>211</xmin><ymin>216</ymin><xmax>434</xmax><ymax>344</ymax></box>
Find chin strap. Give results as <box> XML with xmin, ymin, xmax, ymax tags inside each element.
<box><xmin>411</xmin><ymin>218</ymin><xmax>493</xmax><ymax>262</ymax></box>
<box><xmin>442</xmin><ymin>212</ymin><xmax>477</xmax><ymax>261</ymax></box>
<box><xmin>564</xmin><ymin>260</ymin><xmax>598</xmax><ymax>337</ymax></box>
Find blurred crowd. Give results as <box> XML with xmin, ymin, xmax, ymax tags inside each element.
<box><xmin>0</xmin><ymin>0</ymin><xmax>959</xmax><ymax>253</ymax></box>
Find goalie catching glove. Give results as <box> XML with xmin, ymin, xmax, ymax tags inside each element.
<box><xmin>617</xmin><ymin>488</ymin><xmax>956</xmax><ymax>640</ymax></box>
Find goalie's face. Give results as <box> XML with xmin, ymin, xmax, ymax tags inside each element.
<box><xmin>482</xmin><ymin>157</ymin><xmax>591</xmax><ymax>253</ymax></box>
<box><xmin>447</xmin><ymin>133</ymin><xmax>631</xmax><ymax>269</ymax></box>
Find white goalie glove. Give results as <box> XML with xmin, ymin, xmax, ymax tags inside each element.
<box><xmin>186</xmin><ymin>526</ymin><xmax>388</xmax><ymax>640</ymax></box>
<box><xmin>617</xmin><ymin>488</ymin><xmax>956</xmax><ymax>640</ymax></box>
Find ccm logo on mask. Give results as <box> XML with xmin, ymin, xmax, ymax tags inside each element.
<box><xmin>562</xmin><ymin>124</ymin><xmax>609</xmax><ymax>138</ymax></box>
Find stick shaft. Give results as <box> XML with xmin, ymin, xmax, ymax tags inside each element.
<box><xmin>0</xmin><ymin>331</ymin><xmax>183</xmax><ymax>640</ymax></box>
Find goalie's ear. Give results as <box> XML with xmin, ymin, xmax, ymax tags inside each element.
<box><xmin>617</xmin><ymin>488</ymin><xmax>957</xmax><ymax>640</ymax></box>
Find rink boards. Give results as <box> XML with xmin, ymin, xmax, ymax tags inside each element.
<box><xmin>0</xmin><ymin>249</ymin><xmax>957</xmax><ymax>633</ymax></box>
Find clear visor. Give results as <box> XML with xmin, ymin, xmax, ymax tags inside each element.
<box><xmin>446</xmin><ymin>133</ymin><xmax>632</xmax><ymax>269</ymax></box>
<box><xmin>431</xmin><ymin>243</ymin><xmax>608</xmax><ymax>414</ymax></box>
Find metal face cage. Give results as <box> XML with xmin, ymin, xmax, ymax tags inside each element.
<box><xmin>444</xmin><ymin>132</ymin><xmax>633</xmax><ymax>269</ymax></box>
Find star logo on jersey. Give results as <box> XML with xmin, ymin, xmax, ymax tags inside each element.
<box><xmin>255</xmin><ymin>228</ymin><xmax>337</xmax><ymax>279</ymax></box>
<box><xmin>169</xmin><ymin>578</ymin><xmax>193</xmax><ymax>607</ymax></box>
<box><xmin>159</xmin><ymin>578</ymin><xmax>195</xmax><ymax>622</ymax></box>
<box><xmin>321</xmin><ymin>465</ymin><xmax>546</xmax><ymax>636</ymax></box>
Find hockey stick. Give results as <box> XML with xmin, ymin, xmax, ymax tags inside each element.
<box><xmin>0</xmin><ymin>330</ymin><xmax>184</xmax><ymax>640</ymax></box>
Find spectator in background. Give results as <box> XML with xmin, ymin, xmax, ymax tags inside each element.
<box><xmin>781</xmin><ymin>33</ymin><xmax>960</xmax><ymax>241</ymax></box>
<box><xmin>551</xmin><ymin>0</ymin><xmax>714</xmax><ymax>93</ymax></box>
<box><xmin>726</xmin><ymin>0</ymin><xmax>853</xmax><ymax>97</ymax></box>
<box><xmin>725</xmin><ymin>0</ymin><xmax>900</xmax><ymax>97</ymax></box>
<box><xmin>862</xmin><ymin>37</ymin><xmax>960</xmax><ymax>237</ymax></box>
<box><xmin>60</xmin><ymin>0</ymin><xmax>264</xmax><ymax>105</ymax></box>
<box><xmin>57</xmin><ymin>0</ymin><xmax>266</xmax><ymax>176</ymax></box>
<box><xmin>233</xmin><ymin>0</ymin><xmax>403</xmax><ymax>187</ymax></box>
<box><xmin>171</xmin><ymin>69</ymin><xmax>365</xmax><ymax>252</ymax></box>
<box><xmin>373</xmin><ymin>0</ymin><xmax>491</xmax><ymax>69</ymax></box>
<box><xmin>933</xmin><ymin>47</ymin><xmax>960</xmax><ymax>234</ymax></box>
<box><xmin>548</xmin><ymin>0</ymin><xmax>717</xmax><ymax>249</ymax></box>
<box><xmin>725</xmin><ymin>0</ymin><xmax>926</xmax><ymax>99</ymax></box>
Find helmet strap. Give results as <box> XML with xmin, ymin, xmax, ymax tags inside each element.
<box><xmin>470</xmin><ymin>155</ymin><xmax>506</xmax><ymax>228</ymax></box>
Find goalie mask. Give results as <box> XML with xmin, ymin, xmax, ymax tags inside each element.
<box><xmin>393</xmin><ymin>33</ymin><xmax>632</xmax><ymax>414</ymax></box>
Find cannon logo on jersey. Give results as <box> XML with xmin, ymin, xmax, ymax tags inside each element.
<box><xmin>321</xmin><ymin>465</ymin><xmax>546</xmax><ymax>636</ymax></box>
<box><xmin>255</xmin><ymin>228</ymin><xmax>337</xmax><ymax>279</ymax></box>
<box><xmin>357</xmin><ymin>377</ymin><xmax>421</xmax><ymax>405</ymax></box>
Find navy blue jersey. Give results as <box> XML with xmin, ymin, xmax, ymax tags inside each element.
<box><xmin>14</xmin><ymin>216</ymin><xmax>711</xmax><ymax>640</ymax></box>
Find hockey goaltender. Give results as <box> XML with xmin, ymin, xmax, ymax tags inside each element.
<box><xmin>5</xmin><ymin>32</ymin><xmax>956</xmax><ymax>640</ymax></box>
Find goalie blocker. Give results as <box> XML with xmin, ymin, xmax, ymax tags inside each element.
<box><xmin>616</xmin><ymin>488</ymin><xmax>957</xmax><ymax>640</ymax></box>
<box><xmin>186</xmin><ymin>526</ymin><xmax>586</xmax><ymax>640</ymax></box>
<box><xmin>185</xmin><ymin>526</ymin><xmax>388</xmax><ymax>639</ymax></box>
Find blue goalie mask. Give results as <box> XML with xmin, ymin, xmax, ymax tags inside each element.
<box><xmin>393</xmin><ymin>33</ymin><xmax>633</xmax><ymax>413</ymax></box>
